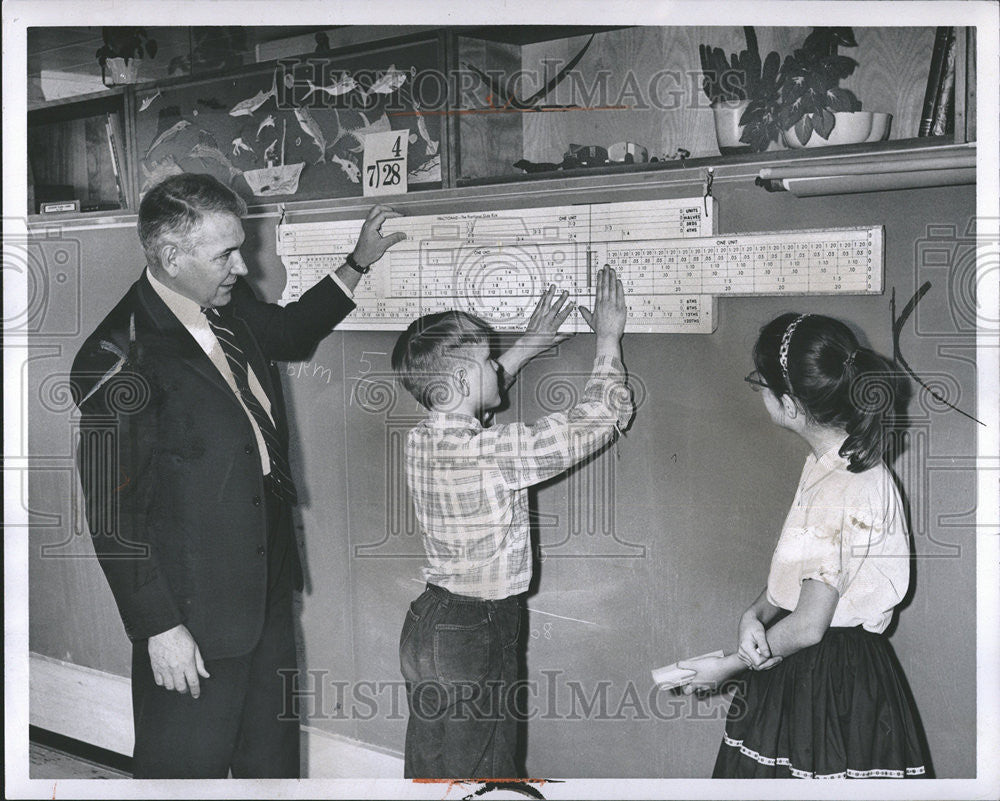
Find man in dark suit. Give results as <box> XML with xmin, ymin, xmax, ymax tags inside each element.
<box><xmin>71</xmin><ymin>173</ymin><xmax>404</xmax><ymax>778</ymax></box>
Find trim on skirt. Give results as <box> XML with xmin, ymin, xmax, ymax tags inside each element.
<box><xmin>720</xmin><ymin>732</ymin><xmax>926</xmax><ymax>779</ymax></box>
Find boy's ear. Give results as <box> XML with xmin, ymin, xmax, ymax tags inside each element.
<box><xmin>454</xmin><ymin>367</ymin><xmax>470</xmax><ymax>396</ymax></box>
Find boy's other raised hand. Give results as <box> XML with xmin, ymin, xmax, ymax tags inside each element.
<box><xmin>497</xmin><ymin>285</ymin><xmax>575</xmax><ymax>389</ymax></box>
<box><xmin>578</xmin><ymin>265</ymin><xmax>627</xmax><ymax>343</ymax></box>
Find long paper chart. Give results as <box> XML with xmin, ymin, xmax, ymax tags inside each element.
<box><xmin>276</xmin><ymin>198</ymin><xmax>884</xmax><ymax>334</ymax></box>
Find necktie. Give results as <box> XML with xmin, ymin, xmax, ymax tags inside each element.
<box><xmin>203</xmin><ymin>307</ymin><xmax>298</xmax><ymax>505</ymax></box>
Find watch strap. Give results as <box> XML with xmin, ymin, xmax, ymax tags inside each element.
<box><xmin>345</xmin><ymin>253</ymin><xmax>370</xmax><ymax>275</ymax></box>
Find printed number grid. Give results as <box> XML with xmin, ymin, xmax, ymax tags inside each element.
<box><xmin>275</xmin><ymin>200</ymin><xmax>881</xmax><ymax>333</ymax></box>
<box><xmin>276</xmin><ymin>198</ymin><xmax>716</xmax><ymax>332</ymax></box>
<box><xmin>603</xmin><ymin>229</ymin><xmax>880</xmax><ymax>297</ymax></box>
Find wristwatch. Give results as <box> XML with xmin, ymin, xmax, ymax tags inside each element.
<box><xmin>344</xmin><ymin>253</ymin><xmax>371</xmax><ymax>275</ymax></box>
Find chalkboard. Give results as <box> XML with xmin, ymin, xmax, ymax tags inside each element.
<box><xmin>267</xmin><ymin>178</ymin><xmax>979</xmax><ymax>776</ymax></box>
<box><xmin>134</xmin><ymin>38</ymin><xmax>443</xmax><ymax>202</ymax></box>
<box><xmin>27</xmin><ymin>176</ymin><xmax>978</xmax><ymax>778</ymax></box>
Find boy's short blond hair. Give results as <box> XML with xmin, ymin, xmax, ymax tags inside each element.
<box><xmin>391</xmin><ymin>310</ymin><xmax>493</xmax><ymax>409</ymax></box>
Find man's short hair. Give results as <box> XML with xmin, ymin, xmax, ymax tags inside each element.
<box><xmin>391</xmin><ymin>310</ymin><xmax>493</xmax><ymax>409</ymax></box>
<box><xmin>138</xmin><ymin>173</ymin><xmax>247</xmax><ymax>266</ymax></box>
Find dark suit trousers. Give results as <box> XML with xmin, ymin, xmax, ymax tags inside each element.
<box><xmin>130</xmin><ymin>483</ymin><xmax>300</xmax><ymax>778</ymax></box>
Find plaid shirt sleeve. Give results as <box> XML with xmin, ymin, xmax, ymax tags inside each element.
<box><xmin>477</xmin><ymin>354</ymin><xmax>633</xmax><ymax>490</ymax></box>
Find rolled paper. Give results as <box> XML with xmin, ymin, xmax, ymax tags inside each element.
<box><xmin>760</xmin><ymin>150</ymin><xmax>973</xmax><ymax>180</ymax></box>
<box><xmin>651</xmin><ymin>650</ymin><xmax>724</xmax><ymax>689</ymax></box>
<box><xmin>782</xmin><ymin>167</ymin><xmax>975</xmax><ymax>196</ymax></box>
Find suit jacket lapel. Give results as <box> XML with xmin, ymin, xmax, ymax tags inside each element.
<box><xmin>134</xmin><ymin>273</ymin><xmax>246</xmax><ymax>412</ymax></box>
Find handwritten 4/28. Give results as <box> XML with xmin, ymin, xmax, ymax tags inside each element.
<box><xmin>368</xmin><ymin>158</ymin><xmax>402</xmax><ymax>188</ymax></box>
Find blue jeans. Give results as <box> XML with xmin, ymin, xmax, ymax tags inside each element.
<box><xmin>399</xmin><ymin>583</ymin><xmax>524</xmax><ymax>779</ymax></box>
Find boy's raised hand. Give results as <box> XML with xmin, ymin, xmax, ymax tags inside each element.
<box><xmin>518</xmin><ymin>285</ymin><xmax>576</xmax><ymax>355</ymax></box>
<box><xmin>578</xmin><ymin>265</ymin><xmax>627</xmax><ymax>342</ymax></box>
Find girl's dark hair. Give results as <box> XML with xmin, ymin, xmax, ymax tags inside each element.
<box><xmin>753</xmin><ymin>313</ymin><xmax>897</xmax><ymax>472</ymax></box>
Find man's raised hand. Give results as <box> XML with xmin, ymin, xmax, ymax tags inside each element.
<box><xmin>350</xmin><ymin>205</ymin><xmax>406</xmax><ymax>268</ymax></box>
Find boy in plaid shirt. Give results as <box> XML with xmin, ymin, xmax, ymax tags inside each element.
<box><xmin>391</xmin><ymin>266</ymin><xmax>633</xmax><ymax>778</ymax></box>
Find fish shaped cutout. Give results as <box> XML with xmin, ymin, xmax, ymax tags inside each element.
<box><xmin>303</xmin><ymin>73</ymin><xmax>358</xmax><ymax>100</ymax></box>
<box><xmin>189</xmin><ymin>143</ymin><xmax>243</xmax><ymax>182</ymax></box>
<box><xmin>330</xmin><ymin>154</ymin><xmax>360</xmax><ymax>183</ymax></box>
<box><xmin>229</xmin><ymin>71</ymin><xmax>278</xmax><ymax>117</ymax></box>
<box><xmin>412</xmin><ymin>99</ymin><xmax>439</xmax><ymax>156</ymax></box>
<box><xmin>262</xmin><ymin>139</ymin><xmax>278</xmax><ymax>164</ymax></box>
<box><xmin>138</xmin><ymin>89</ymin><xmax>161</xmax><ymax>112</ymax></box>
<box><xmin>145</xmin><ymin>120</ymin><xmax>192</xmax><ymax>159</ymax></box>
<box><xmin>231</xmin><ymin>137</ymin><xmax>253</xmax><ymax>157</ymax></box>
<box><xmin>359</xmin><ymin>65</ymin><xmax>413</xmax><ymax>102</ymax></box>
<box><xmin>343</xmin><ymin>111</ymin><xmax>392</xmax><ymax>154</ymax></box>
<box><xmin>293</xmin><ymin>106</ymin><xmax>327</xmax><ymax>163</ymax></box>
<box><xmin>408</xmin><ymin>154</ymin><xmax>441</xmax><ymax>184</ymax></box>
<box><xmin>256</xmin><ymin>114</ymin><xmax>276</xmax><ymax>138</ymax></box>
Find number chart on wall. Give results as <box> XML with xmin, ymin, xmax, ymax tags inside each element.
<box><xmin>276</xmin><ymin>197</ymin><xmax>884</xmax><ymax>334</ymax></box>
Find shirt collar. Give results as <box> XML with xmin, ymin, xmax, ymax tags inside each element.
<box><xmin>424</xmin><ymin>410</ymin><xmax>483</xmax><ymax>431</ymax></box>
<box><xmin>146</xmin><ymin>268</ymin><xmax>209</xmax><ymax>329</ymax></box>
<box><xmin>812</xmin><ymin>438</ymin><xmax>851</xmax><ymax>471</ymax></box>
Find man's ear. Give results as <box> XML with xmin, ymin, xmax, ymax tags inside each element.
<box><xmin>454</xmin><ymin>367</ymin><xmax>469</xmax><ymax>396</ymax></box>
<box><xmin>160</xmin><ymin>243</ymin><xmax>181</xmax><ymax>278</ymax></box>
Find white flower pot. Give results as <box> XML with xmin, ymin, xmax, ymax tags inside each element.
<box><xmin>782</xmin><ymin>111</ymin><xmax>875</xmax><ymax>149</ymax></box>
<box><xmin>865</xmin><ymin>112</ymin><xmax>893</xmax><ymax>142</ymax></box>
<box><xmin>711</xmin><ymin>101</ymin><xmax>753</xmax><ymax>156</ymax></box>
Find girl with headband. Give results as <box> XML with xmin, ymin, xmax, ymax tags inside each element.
<box><xmin>678</xmin><ymin>313</ymin><xmax>927</xmax><ymax>779</ymax></box>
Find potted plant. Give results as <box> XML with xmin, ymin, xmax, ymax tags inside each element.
<box><xmin>96</xmin><ymin>27</ymin><xmax>158</xmax><ymax>86</ymax></box>
<box><xmin>699</xmin><ymin>27</ymin><xmax>782</xmax><ymax>155</ymax></box>
<box><xmin>775</xmin><ymin>27</ymin><xmax>871</xmax><ymax>148</ymax></box>
<box><xmin>698</xmin><ymin>25</ymin><xmax>781</xmax><ymax>156</ymax></box>
<box><xmin>736</xmin><ymin>43</ymin><xmax>784</xmax><ymax>153</ymax></box>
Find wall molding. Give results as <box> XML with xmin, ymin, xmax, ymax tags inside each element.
<box><xmin>28</xmin><ymin>652</ymin><xmax>403</xmax><ymax>778</ymax></box>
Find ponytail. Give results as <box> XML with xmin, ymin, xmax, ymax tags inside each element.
<box><xmin>840</xmin><ymin>347</ymin><xmax>897</xmax><ymax>472</ymax></box>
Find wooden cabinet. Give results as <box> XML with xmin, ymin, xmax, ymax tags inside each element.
<box><xmin>27</xmin><ymin>91</ymin><xmax>132</xmax><ymax>216</ymax></box>
<box><xmin>25</xmin><ymin>25</ymin><xmax>976</xmax><ymax>220</ymax></box>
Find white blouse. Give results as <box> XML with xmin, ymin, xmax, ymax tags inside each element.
<box><xmin>766</xmin><ymin>445</ymin><xmax>911</xmax><ymax>633</ymax></box>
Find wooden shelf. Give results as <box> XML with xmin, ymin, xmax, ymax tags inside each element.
<box><xmin>456</xmin><ymin>136</ymin><xmax>970</xmax><ymax>188</ymax></box>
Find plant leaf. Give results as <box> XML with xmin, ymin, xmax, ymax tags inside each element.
<box><xmin>830</xmin><ymin>27</ymin><xmax>858</xmax><ymax>48</ymax></box>
<box><xmin>794</xmin><ymin>114</ymin><xmax>813</xmax><ymax>145</ymax></box>
<box><xmin>815</xmin><ymin>107</ymin><xmax>836</xmax><ymax>138</ymax></box>
<box><xmin>762</xmin><ymin>51</ymin><xmax>781</xmax><ymax>86</ymax></box>
<box><xmin>824</xmin><ymin>54</ymin><xmax>858</xmax><ymax>79</ymax></box>
<box><xmin>699</xmin><ymin>44</ymin><xmax>711</xmax><ymax>74</ymax></box>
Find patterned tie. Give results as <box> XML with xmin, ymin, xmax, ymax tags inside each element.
<box><xmin>203</xmin><ymin>307</ymin><xmax>298</xmax><ymax>504</ymax></box>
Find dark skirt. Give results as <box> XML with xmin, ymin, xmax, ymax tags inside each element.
<box><xmin>713</xmin><ymin>627</ymin><xmax>927</xmax><ymax>779</ymax></box>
